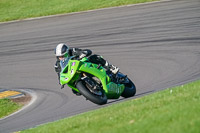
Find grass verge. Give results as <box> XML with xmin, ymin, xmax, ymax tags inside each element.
<box><xmin>21</xmin><ymin>80</ymin><xmax>200</xmax><ymax>133</ymax></box>
<box><xmin>0</xmin><ymin>98</ymin><xmax>22</xmax><ymax>118</ymax></box>
<box><xmin>0</xmin><ymin>0</ymin><xmax>157</xmax><ymax>22</ymax></box>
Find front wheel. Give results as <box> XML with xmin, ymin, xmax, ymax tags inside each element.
<box><xmin>76</xmin><ymin>80</ymin><xmax>107</xmax><ymax>105</ymax></box>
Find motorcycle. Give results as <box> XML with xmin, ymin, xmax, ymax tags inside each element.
<box><xmin>60</xmin><ymin>56</ymin><xmax>136</xmax><ymax>105</ymax></box>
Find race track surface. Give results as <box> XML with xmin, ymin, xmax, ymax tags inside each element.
<box><xmin>0</xmin><ymin>0</ymin><xmax>200</xmax><ymax>132</ymax></box>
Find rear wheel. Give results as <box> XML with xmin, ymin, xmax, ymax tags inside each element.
<box><xmin>119</xmin><ymin>75</ymin><xmax>136</xmax><ymax>98</ymax></box>
<box><xmin>76</xmin><ymin>80</ymin><xmax>107</xmax><ymax>105</ymax></box>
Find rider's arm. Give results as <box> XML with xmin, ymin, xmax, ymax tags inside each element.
<box><xmin>81</xmin><ymin>49</ymin><xmax>92</xmax><ymax>56</ymax></box>
<box><xmin>54</xmin><ymin>58</ymin><xmax>61</xmax><ymax>73</ymax></box>
<box><xmin>71</xmin><ymin>48</ymin><xmax>92</xmax><ymax>58</ymax></box>
<box><xmin>54</xmin><ymin>58</ymin><xmax>61</xmax><ymax>85</ymax></box>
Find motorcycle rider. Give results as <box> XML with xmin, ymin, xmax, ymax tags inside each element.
<box><xmin>54</xmin><ymin>43</ymin><xmax>119</xmax><ymax>89</ymax></box>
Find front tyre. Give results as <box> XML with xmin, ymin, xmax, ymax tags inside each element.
<box><xmin>76</xmin><ymin>81</ymin><xmax>107</xmax><ymax>105</ymax></box>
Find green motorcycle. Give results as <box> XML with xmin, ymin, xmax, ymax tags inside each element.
<box><xmin>60</xmin><ymin>56</ymin><xmax>136</xmax><ymax>105</ymax></box>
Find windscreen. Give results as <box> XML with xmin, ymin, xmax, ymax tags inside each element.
<box><xmin>60</xmin><ymin>56</ymin><xmax>75</xmax><ymax>70</ymax></box>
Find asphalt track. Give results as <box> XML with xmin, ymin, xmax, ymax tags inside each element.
<box><xmin>0</xmin><ymin>0</ymin><xmax>200</xmax><ymax>132</ymax></box>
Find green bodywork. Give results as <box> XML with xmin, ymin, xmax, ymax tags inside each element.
<box><xmin>60</xmin><ymin>57</ymin><xmax>125</xmax><ymax>99</ymax></box>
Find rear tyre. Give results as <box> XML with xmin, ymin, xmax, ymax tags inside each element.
<box><xmin>76</xmin><ymin>81</ymin><xmax>107</xmax><ymax>105</ymax></box>
<box><xmin>121</xmin><ymin>78</ymin><xmax>136</xmax><ymax>98</ymax></box>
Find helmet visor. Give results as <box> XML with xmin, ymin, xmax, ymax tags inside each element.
<box><xmin>58</xmin><ymin>53</ymin><xmax>69</xmax><ymax>60</ymax></box>
<box><xmin>64</xmin><ymin>52</ymin><xmax>69</xmax><ymax>58</ymax></box>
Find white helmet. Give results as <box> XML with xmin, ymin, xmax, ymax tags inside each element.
<box><xmin>55</xmin><ymin>43</ymin><xmax>69</xmax><ymax>57</ymax></box>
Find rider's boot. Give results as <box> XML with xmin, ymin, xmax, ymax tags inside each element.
<box><xmin>61</xmin><ymin>84</ymin><xmax>65</xmax><ymax>89</ymax></box>
<box><xmin>105</xmin><ymin>61</ymin><xmax>119</xmax><ymax>74</ymax></box>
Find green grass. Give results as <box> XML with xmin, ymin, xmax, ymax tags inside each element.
<box><xmin>21</xmin><ymin>80</ymin><xmax>200</xmax><ymax>133</ymax></box>
<box><xmin>0</xmin><ymin>0</ymin><xmax>157</xmax><ymax>22</ymax></box>
<box><xmin>0</xmin><ymin>98</ymin><xmax>22</xmax><ymax>118</ymax></box>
